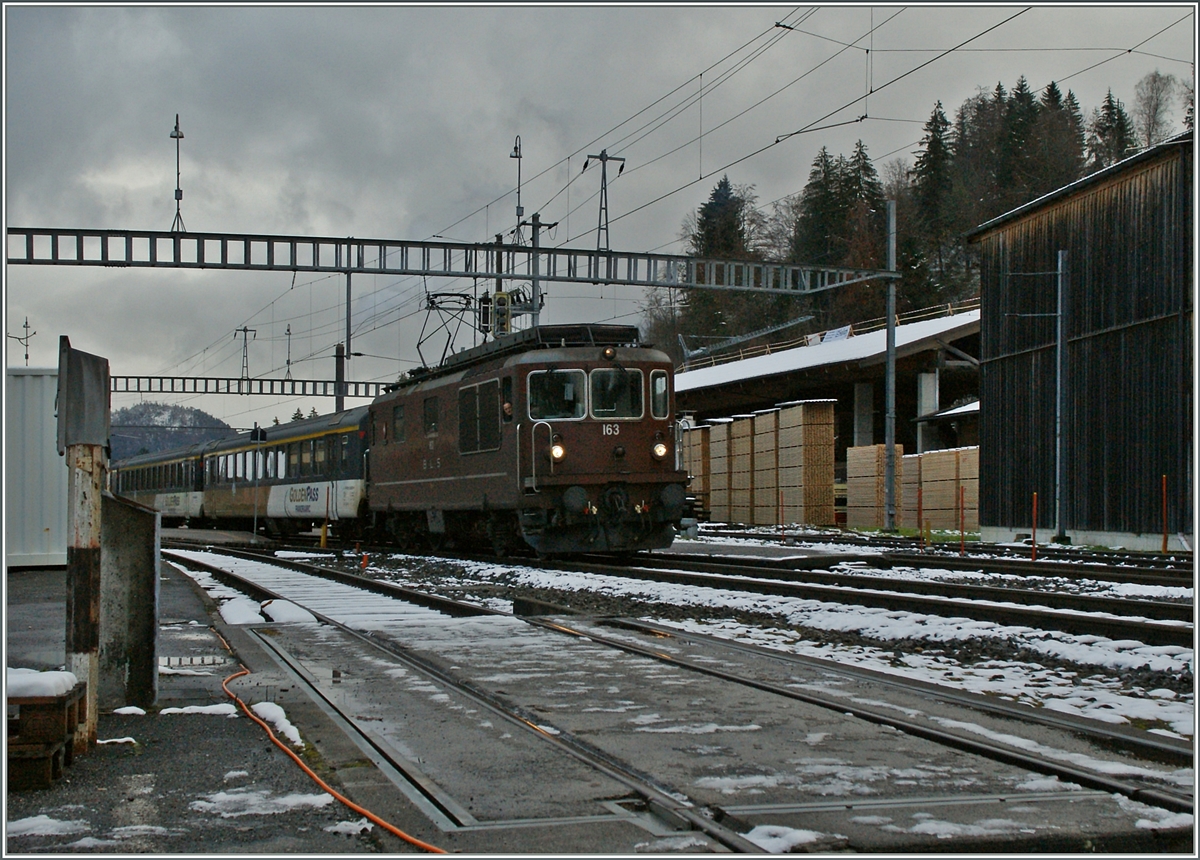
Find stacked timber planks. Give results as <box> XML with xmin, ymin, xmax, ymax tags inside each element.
<box><xmin>707</xmin><ymin>419</ymin><xmax>732</xmax><ymax>523</ymax></box>
<box><xmin>960</xmin><ymin>446</ymin><xmax>979</xmax><ymax>531</ymax></box>
<box><xmin>904</xmin><ymin>447</ymin><xmax>980</xmax><ymax>531</ymax></box>
<box><xmin>777</xmin><ymin>400</ymin><xmax>836</xmax><ymax>526</ymax></box>
<box><xmin>846</xmin><ymin>444</ymin><xmax>904</xmax><ymax>529</ymax></box>
<box><xmin>901</xmin><ymin>453</ymin><xmax>922</xmax><ymax>529</ymax></box>
<box><xmin>753</xmin><ymin>409</ymin><xmax>780</xmax><ymax>525</ymax></box>
<box><xmin>729</xmin><ymin>415</ymin><xmax>755</xmax><ymax>525</ymax></box>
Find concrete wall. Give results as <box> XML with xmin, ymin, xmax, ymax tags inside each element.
<box><xmin>99</xmin><ymin>492</ymin><xmax>160</xmax><ymax>709</ymax></box>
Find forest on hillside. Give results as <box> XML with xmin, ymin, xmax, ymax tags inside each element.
<box><xmin>643</xmin><ymin>70</ymin><xmax>1192</xmax><ymax>365</ymax></box>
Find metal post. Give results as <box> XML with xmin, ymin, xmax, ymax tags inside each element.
<box><xmin>531</xmin><ymin>213</ymin><xmax>542</xmax><ymax>329</ymax></box>
<box><xmin>884</xmin><ymin>200</ymin><xmax>897</xmax><ymax>531</ymax></box>
<box><xmin>66</xmin><ymin>443</ymin><xmax>103</xmax><ymax>749</ymax></box>
<box><xmin>335</xmin><ymin>342</ymin><xmax>345</xmax><ymax>413</ymax></box>
<box><xmin>1054</xmin><ymin>250</ymin><xmax>1067</xmax><ymax>542</ymax></box>
<box><xmin>345</xmin><ymin>268</ymin><xmax>352</xmax><ymax>369</ymax></box>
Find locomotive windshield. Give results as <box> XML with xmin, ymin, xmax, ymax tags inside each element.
<box><xmin>528</xmin><ymin>369</ymin><xmax>586</xmax><ymax>419</ymax></box>
<box><xmin>590</xmin><ymin>368</ymin><xmax>643</xmax><ymax>419</ymax></box>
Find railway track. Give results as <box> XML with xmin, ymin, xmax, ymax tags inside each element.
<box><xmin>163</xmin><ymin>546</ymin><xmax>1193</xmax><ymax>830</ymax></box>
<box><xmin>700</xmin><ymin>525</ymin><xmax>1194</xmax><ymax>572</ymax></box>
<box><xmin>508</xmin><ymin>551</ymin><xmax>1194</xmax><ymax>648</ymax></box>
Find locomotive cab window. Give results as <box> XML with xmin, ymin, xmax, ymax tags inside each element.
<box><xmin>650</xmin><ymin>370</ymin><xmax>669</xmax><ymax>419</ymax></box>
<box><xmin>590</xmin><ymin>367</ymin><xmax>643</xmax><ymax>419</ymax></box>
<box><xmin>528</xmin><ymin>369</ymin><xmax>586</xmax><ymax>420</ymax></box>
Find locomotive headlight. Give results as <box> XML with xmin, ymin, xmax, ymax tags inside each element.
<box><xmin>651</xmin><ymin>441</ymin><xmax>669</xmax><ymax>460</ymax></box>
<box><xmin>550</xmin><ymin>434</ymin><xmax>567</xmax><ymax>462</ymax></box>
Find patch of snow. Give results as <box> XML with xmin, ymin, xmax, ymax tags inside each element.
<box><xmin>324</xmin><ymin>817</ymin><xmax>374</xmax><ymax>835</ymax></box>
<box><xmin>7</xmin><ymin>815</ymin><xmax>90</xmax><ymax>837</ymax></box>
<box><xmin>189</xmin><ymin>787</ymin><xmax>335</xmax><ymax>817</ymax></box>
<box><xmin>112</xmin><ymin>705</ymin><xmax>146</xmax><ymax>715</ymax></box>
<box><xmin>159</xmin><ymin>666</ymin><xmax>213</xmax><ymax>676</ymax></box>
<box><xmin>251</xmin><ymin>701</ymin><xmax>304</xmax><ymax>746</ymax></box>
<box><xmin>224</xmin><ymin>770</ymin><xmax>249</xmax><ymax>781</ymax></box>
<box><xmin>743</xmin><ymin>824</ymin><xmax>839</xmax><ymax>853</ymax></box>
<box><xmin>7</xmin><ymin>668</ymin><xmax>78</xmax><ymax>698</ymax></box>
<box><xmin>219</xmin><ymin>596</ymin><xmax>267</xmax><ymax>625</ymax></box>
<box><xmin>97</xmin><ymin>736</ymin><xmax>136</xmax><ymax>745</ymax></box>
<box><xmin>160</xmin><ymin>703</ymin><xmax>239</xmax><ymax>717</ymax></box>
<box><xmin>261</xmin><ymin>599</ymin><xmax>318</xmax><ymax>623</ymax></box>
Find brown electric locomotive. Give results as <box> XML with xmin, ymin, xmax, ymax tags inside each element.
<box><xmin>367</xmin><ymin>323</ymin><xmax>688</xmax><ymax>554</ymax></box>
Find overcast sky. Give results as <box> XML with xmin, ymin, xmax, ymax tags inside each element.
<box><xmin>4</xmin><ymin>4</ymin><xmax>1194</xmax><ymax>430</ymax></box>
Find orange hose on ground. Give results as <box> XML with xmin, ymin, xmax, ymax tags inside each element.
<box><xmin>219</xmin><ymin>666</ymin><xmax>446</xmax><ymax>853</ymax></box>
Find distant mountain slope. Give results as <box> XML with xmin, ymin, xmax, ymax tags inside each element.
<box><xmin>111</xmin><ymin>402</ymin><xmax>235</xmax><ymax>461</ymax></box>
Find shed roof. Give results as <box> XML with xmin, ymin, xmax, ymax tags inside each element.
<box><xmin>675</xmin><ymin>310</ymin><xmax>980</xmax><ymax>395</ymax></box>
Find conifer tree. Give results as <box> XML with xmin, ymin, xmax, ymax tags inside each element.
<box><xmin>912</xmin><ymin>102</ymin><xmax>953</xmax><ymax>280</ymax></box>
<box><xmin>1086</xmin><ymin>89</ymin><xmax>1137</xmax><ymax>169</ymax></box>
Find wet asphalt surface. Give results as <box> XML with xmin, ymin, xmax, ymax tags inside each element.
<box><xmin>5</xmin><ymin>565</ymin><xmax>398</xmax><ymax>854</ymax></box>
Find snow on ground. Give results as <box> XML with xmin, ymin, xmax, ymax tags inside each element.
<box><xmin>252</xmin><ymin>701</ymin><xmax>304</xmax><ymax>746</ymax></box>
<box><xmin>261</xmin><ymin>599</ymin><xmax>318</xmax><ymax>623</ymax></box>
<box><xmin>189</xmin><ymin>787</ymin><xmax>336</xmax><ymax>817</ymax></box>
<box><xmin>381</xmin><ymin>552</ymin><xmax>1193</xmax><ymax>736</ymax></box>
<box><xmin>7</xmin><ymin>816</ymin><xmax>91</xmax><ymax>838</ymax></box>
<box><xmin>743</xmin><ymin>824</ymin><xmax>844</xmax><ymax>852</ymax></box>
<box><xmin>324</xmin><ymin>818</ymin><xmax>374</xmax><ymax>835</ymax></box>
<box><xmin>160</xmin><ymin>703</ymin><xmax>239</xmax><ymax>717</ymax></box>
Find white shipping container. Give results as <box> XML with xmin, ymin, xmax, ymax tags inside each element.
<box><xmin>6</xmin><ymin>368</ymin><xmax>68</xmax><ymax>566</ymax></box>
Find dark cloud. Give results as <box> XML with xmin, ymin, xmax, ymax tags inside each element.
<box><xmin>5</xmin><ymin>5</ymin><xmax>1193</xmax><ymax>428</ymax></box>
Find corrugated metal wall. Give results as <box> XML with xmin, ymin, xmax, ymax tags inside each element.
<box><xmin>976</xmin><ymin>142</ymin><xmax>1192</xmax><ymax>537</ymax></box>
<box><xmin>6</xmin><ymin>368</ymin><xmax>69</xmax><ymax>566</ymax></box>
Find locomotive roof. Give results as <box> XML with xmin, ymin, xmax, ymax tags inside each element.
<box><xmin>391</xmin><ymin>323</ymin><xmax>643</xmax><ymax>389</ymax></box>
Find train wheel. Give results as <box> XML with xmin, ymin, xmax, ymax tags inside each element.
<box><xmin>427</xmin><ymin>531</ymin><xmax>446</xmax><ymax>552</ymax></box>
<box><xmin>487</xmin><ymin>513</ymin><xmax>517</xmax><ymax>558</ymax></box>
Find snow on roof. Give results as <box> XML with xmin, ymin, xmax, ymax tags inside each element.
<box><xmin>675</xmin><ymin>310</ymin><xmax>980</xmax><ymax>393</ymax></box>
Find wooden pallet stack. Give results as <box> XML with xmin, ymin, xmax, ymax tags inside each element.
<box><xmin>7</xmin><ymin>679</ymin><xmax>88</xmax><ymax>790</ymax></box>
<box><xmin>777</xmin><ymin>400</ymin><xmax>836</xmax><ymax>525</ymax></box>
<box><xmin>681</xmin><ymin>424</ymin><xmax>711</xmax><ymax>518</ymax></box>
<box><xmin>729</xmin><ymin>415</ymin><xmax>756</xmax><ymax>524</ymax></box>
<box><xmin>901</xmin><ymin>453</ymin><xmax>922</xmax><ymax>528</ymax></box>
<box><xmin>960</xmin><ymin>446</ymin><xmax>979</xmax><ymax>531</ymax></box>
<box><xmin>846</xmin><ymin>444</ymin><xmax>904</xmax><ymax>529</ymax></box>
<box><xmin>707</xmin><ymin>419</ymin><xmax>732</xmax><ymax>523</ymax></box>
<box><xmin>920</xmin><ymin>448</ymin><xmax>964</xmax><ymax>530</ymax></box>
<box><xmin>752</xmin><ymin>409</ymin><xmax>780</xmax><ymax>525</ymax></box>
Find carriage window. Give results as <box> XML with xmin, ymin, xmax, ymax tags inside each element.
<box><xmin>341</xmin><ymin>434</ymin><xmax>350</xmax><ymax>465</ymax></box>
<box><xmin>590</xmin><ymin>368</ymin><xmax>643</xmax><ymax>419</ymax></box>
<box><xmin>277</xmin><ymin>449</ymin><xmax>286</xmax><ymax>479</ymax></box>
<box><xmin>301</xmin><ymin>440</ymin><xmax>313</xmax><ymax>476</ymax></box>
<box><xmin>289</xmin><ymin>442</ymin><xmax>300</xmax><ymax>476</ymax></box>
<box><xmin>528</xmin><ymin>369</ymin><xmax>586</xmax><ymax>420</ymax></box>
<box><xmin>266</xmin><ymin>449</ymin><xmax>275</xmax><ymax>478</ymax></box>
<box><xmin>392</xmin><ymin>405</ymin><xmax>405</xmax><ymax>442</ymax></box>
<box><xmin>650</xmin><ymin>370</ymin><xmax>669</xmax><ymax>419</ymax></box>
<box><xmin>424</xmin><ymin>397</ymin><xmax>439</xmax><ymax>435</ymax></box>
<box><xmin>315</xmin><ymin>438</ymin><xmax>327</xmax><ymax>474</ymax></box>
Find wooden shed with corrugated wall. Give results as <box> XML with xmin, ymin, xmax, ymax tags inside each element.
<box><xmin>966</xmin><ymin>131</ymin><xmax>1192</xmax><ymax>550</ymax></box>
